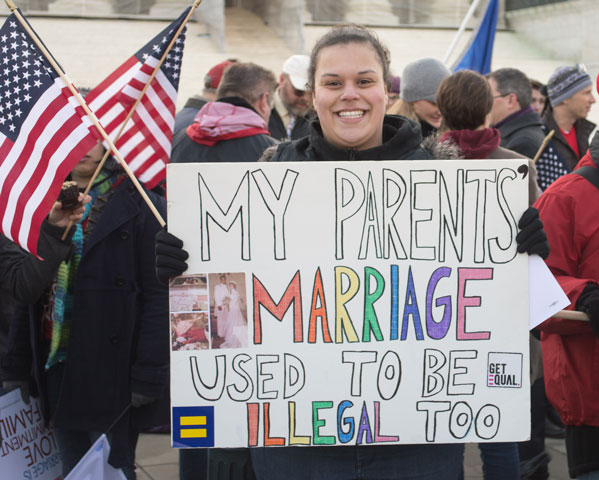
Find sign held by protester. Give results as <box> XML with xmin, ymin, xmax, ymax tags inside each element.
<box><xmin>167</xmin><ymin>159</ymin><xmax>531</xmax><ymax>448</ymax></box>
<box><xmin>0</xmin><ymin>390</ymin><xmax>62</xmax><ymax>479</ymax></box>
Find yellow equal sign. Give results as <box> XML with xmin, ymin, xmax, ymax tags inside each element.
<box><xmin>180</xmin><ymin>416</ymin><xmax>207</xmax><ymax>438</ymax></box>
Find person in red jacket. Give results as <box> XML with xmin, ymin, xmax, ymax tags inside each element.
<box><xmin>535</xmin><ymin>129</ymin><xmax>599</xmax><ymax>479</ymax></box>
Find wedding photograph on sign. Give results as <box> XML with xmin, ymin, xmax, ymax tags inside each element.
<box><xmin>209</xmin><ymin>272</ymin><xmax>249</xmax><ymax>350</ymax></box>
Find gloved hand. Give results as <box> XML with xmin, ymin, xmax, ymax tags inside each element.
<box><xmin>516</xmin><ymin>207</ymin><xmax>550</xmax><ymax>259</ymax></box>
<box><xmin>576</xmin><ymin>283</ymin><xmax>599</xmax><ymax>338</ymax></box>
<box><xmin>2</xmin><ymin>380</ymin><xmax>30</xmax><ymax>403</ymax></box>
<box><xmin>155</xmin><ymin>228</ymin><xmax>189</xmax><ymax>286</ymax></box>
<box><xmin>131</xmin><ymin>392</ymin><xmax>158</xmax><ymax>408</ymax></box>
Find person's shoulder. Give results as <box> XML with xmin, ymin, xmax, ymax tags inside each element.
<box><xmin>488</xmin><ymin>146</ymin><xmax>528</xmax><ymax>160</ymax></box>
<box><xmin>419</xmin><ymin>133</ymin><xmax>460</xmax><ymax>160</ymax></box>
<box><xmin>259</xmin><ymin>136</ymin><xmax>311</xmax><ymax>162</ymax></box>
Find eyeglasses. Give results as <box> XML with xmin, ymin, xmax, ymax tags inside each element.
<box><xmin>492</xmin><ymin>93</ymin><xmax>511</xmax><ymax>99</ymax></box>
<box><xmin>292</xmin><ymin>87</ymin><xmax>307</xmax><ymax>97</ymax></box>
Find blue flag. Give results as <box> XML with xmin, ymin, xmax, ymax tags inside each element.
<box><xmin>452</xmin><ymin>0</ymin><xmax>498</xmax><ymax>74</ymax></box>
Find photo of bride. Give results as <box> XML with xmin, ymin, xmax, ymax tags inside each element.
<box><xmin>208</xmin><ymin>273</ymin><xmax>248</xmax><ymax>349</ymax></box>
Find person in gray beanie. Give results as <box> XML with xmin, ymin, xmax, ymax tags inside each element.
<box><xmin>387</xmin><ymin>57</ymin><xmax>450</xmax><ymax>138</ymax></box>
<box><xmin>542</xmin><ymin>65</ymin><xmax>596</xmax><ymax>170</ymax></box>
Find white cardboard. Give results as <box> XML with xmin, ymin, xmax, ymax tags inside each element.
<box><xmin>167</xmin><ymin>159</ymin><xmax>531</xmax><ymax>448</ymax></box>
<box><xmin>0</xmin><ymin>390</ymin><xmax>62</xmax><ymax>479</ymax></box>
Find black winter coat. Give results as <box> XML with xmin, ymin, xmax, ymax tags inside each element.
<box><xmin>267</xmin><ymin>107</ymin><xmax>310</xmax><ymax>142</ymax></box>
<box><xmin>265</xmin><ymin>115</ymin><xmax>432</xmax><ymax>162</ymax></box>
<box><xmin>1</xmin><ymin>179</ymin><xmax>169</xmax><ymax>468</ymax></box>
<box><xmin>497</xmin><ymin>108</ymin><xmax>546</xmax><ymax>160</ymax></box>
<box><xmin>171</xmin><ymin>97</ymin><xmax>277</xmax><ymax>164</ymax></box>
<box><xmin>542</xmin><ymin>109</ymin><xmax>596</xmax><ymax>170</ymax></box>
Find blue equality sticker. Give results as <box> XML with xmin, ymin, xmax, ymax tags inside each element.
<box><xmin>172</xmin><ymin>406</ymin><xmax>215</xmax><ymax>448</ymax></box>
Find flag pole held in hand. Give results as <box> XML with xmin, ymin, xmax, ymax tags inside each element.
<box><xmin>533</xmin><ymin>130</ymin><xmax>555</xmax><ymax>164</ymax></box>
<box><xmin>5</xmin><ymin>0</ymin><xmax>166</xmax><ymax>228</ymax></box>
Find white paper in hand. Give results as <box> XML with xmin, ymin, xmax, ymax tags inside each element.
<box><xmin>529</xmin><ymin>255</ymin><xmax>570</xmax><ymax>330</ymax></box>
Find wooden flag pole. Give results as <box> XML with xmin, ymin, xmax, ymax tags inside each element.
<box><xmin>59</xmin><ymin>0</ymin><xmax>202</xmax><ymax>240</ymax></box>
<box><xmin>532</xmin><ymin>129</ymin><xmax>555</xmax><ymax>164</ymax></box>
<box><xmin>5</xmin><ymin>0</ymin><xmax>166</xmax><ymax>228</ymax></box>
<box><xmin>551</xmin><ymin>310</ymin><xmax>589</xmax><ymax>321</ymax></box>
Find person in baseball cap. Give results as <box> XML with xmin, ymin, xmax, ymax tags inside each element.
<box><xmin>542</xmin><ymin>64</ymin><xmax>596</xmax><ymax>170</ymax></box>
<box><xmin>269</xmin><ymin>54</ymin><xmax>311</xmax><ymax>141</ymax></box>
<box><xmin>174</xmin><ymin>59</ymin><xmax>237</xmax><ymax>135</ymax></box>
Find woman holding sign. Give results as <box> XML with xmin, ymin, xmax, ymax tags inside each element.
<box><xmin>156</xmin><ymin>23</ymin><xmax>550</xmax><ymax>480</ymax></box>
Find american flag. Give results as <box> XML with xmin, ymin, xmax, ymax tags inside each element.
<box><xmin>85</xmin><ymin>8</ymin><xmax>189</xmax><ymax>189</ymax></box>
<box><xmin>0</xmin><ymin>12</ymin><xmax>98</xmax><ymax>256</ymax></box>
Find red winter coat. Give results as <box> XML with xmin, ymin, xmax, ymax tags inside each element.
<box><xmin>534</xmin><ymin>140</ymin><xmax>599</xmax><ymax>427</ymax></box>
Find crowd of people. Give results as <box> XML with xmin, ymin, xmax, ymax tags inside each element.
<box><xmin>0</xmin><ymin>20</ymin><xmax>597</xmax><ymax>480</ymax></box>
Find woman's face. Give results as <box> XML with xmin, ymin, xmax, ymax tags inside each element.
<box><xmin>412</xmin><ymin>100</ymin><xmax>443</xmax><ymax>128</ymax></box>
<box><xmin>312</xmin><ymin>42</ymin><xmax>387</xmax><ymax>151</ymax></box>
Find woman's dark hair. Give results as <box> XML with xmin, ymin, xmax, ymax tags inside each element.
<box><xmin>308</xmin><ymin>24</ymin><xmax>391</xmax><ymax>91</ymax></box>
<box><xmin>436</xmin><ymin>70</ymin><xmax>493</xmax><ymax>131</ymax></box>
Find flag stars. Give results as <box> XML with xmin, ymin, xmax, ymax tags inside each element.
<box><xmin>10</xmin><ymin>42</ymin><xmax>17</xmax><ymax>49</ymax></box>
<box><xmin>33</xmin><ymin>69</ymin><xmax>41</xmax><ymax>77</ymax></box>
<box><xmin>0</xmin><ymin>117</ymin><xmax>4</xmax><ymax>125</ymax></box>
<box><xmin>0</xmin><ymin>35</ymin><xmax>6</xmax><ymax>42</ymax></box>
<box><xmin>33</xmin><ymin>79</ymin><xmax>42</xmax><ymax>88</ymax></box>
<box><xmin>9</xmin><ymin>30</ymin><xmax>17</xmax><ymax>39</ymax></box>
<box><xmin>7</xmin><ymin>112</ymin><xmax>13</xmax><ymax>121</ymax></box>
<box><xmin>23</xmin><ymin>93</ymin><xmax>31</xmax><ymax>102</ymax></box>
<box><xmin>162</xmin><ymin>36</ymin><xmax>167</xmax><ymax>43</ymax></box>
<box><xmin>3</xmin><ymin>79</ymin><xmax>10</xmax><ymax>87</ymax></box>
<box><xmin>8</xmin><ymin>123</ymin><xmax>15</xmax><ymax>132</ymax></box>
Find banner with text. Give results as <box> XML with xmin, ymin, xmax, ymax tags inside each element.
<box><xmin>167</xmin><ymin>159</ymin><xmax>531</xmax><ymax>448</ymax></box>
<box><xmin>0</xmin><ymin>390</ymin><xmax>62</xmax><ymax>479</ymax></box>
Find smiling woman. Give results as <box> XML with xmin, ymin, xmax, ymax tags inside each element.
<box><xmin>253</xmin><ymin>24</ymin><xmax>467</xmax><ymax>480</ymax></box>
<box><xmin>261</xmin><ymin>24</ymin><xmax>437</xmax><ymax>163</ymax></box>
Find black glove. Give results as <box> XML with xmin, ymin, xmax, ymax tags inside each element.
<box><xmin>2</xmin><ymin>380</ymin><xmax>30</xmax><ymax>403</ymax></box>
<box><xmin>516</xmin><ymin>207</ymin><xmax>550</xmax><ymax>259</ymax></box>
<box><xmin>155</xmin><ymin>228</ymin><xmax>189</xmax><ymax>286</ymax></box>
<box><xmin>576</xmin><ymin>283</ymin><xmax>599</xmax><ymax>338</ymax></box>
<box><xmin>131</xmin><ymin>392</ymin><xmax>157</xmax><ymax>408</ymax></box>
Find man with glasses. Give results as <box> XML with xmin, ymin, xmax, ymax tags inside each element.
<box><xmin>268</xmin><ymin>55</ymin><xmax>311</xmax><ymax>141</ymax></box>
<box><xmin>543</xmin><ymin>65</ymin><xmax>596</xmax><ymax>171</ymax></box>
<box><xmin>487</xmin><ymin>68</ymin><xmax>547</xmax><ymax>161</ymax></box>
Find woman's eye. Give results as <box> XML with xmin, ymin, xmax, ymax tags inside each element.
<box><xmin>358</xmin><ymin>78</ymin><xmax>374</xmax><ymax>85</ymax></box>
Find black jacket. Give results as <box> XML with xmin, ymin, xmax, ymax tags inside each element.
<box><xmin>268</xmin><ymin>107</ymin><xmax>310</xmax><ymax>142</ymax></box>
<box><xmin>1</xmin><ymin>178</ymin><xmax>168</xmax><ymax>469</ymax></box>
<box><xmin>497</xmin><ymin>108</ymin><xmax>546</xmax><ymax>160</ymax></box>
<box><xmin>265</xmin><ymin>115</ymin><xmax>432</xmax><ymax>162</ymax></box>
<box><xmin>173</xmin><ymin>95</ymin><xmax>209</xmax><ymax>136</ymax></box>
<box><xmin>0</xmin><ymin>224</ymin><xmax>74</xmax><ymax>378</ymax></box>
<box><xmin>542</xmin><ymin>109</ymin><xmax>596</xmax><ymax>170</ymax></box>
<box><xmin>171</xmin><ymin>97</ymin><xmax>277</xmax><ymax>164</ymax></box>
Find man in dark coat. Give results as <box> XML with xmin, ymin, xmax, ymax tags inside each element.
<box><xmin>488</xmin><ymin>68</ymin><xmax>546</xmax><ymax>159</ymax></box>
<box><xmin>171</xmin><ymin>62</ymin><xmax>277</xmax><ymax>165</ymax></box>
<box><xmin>1</xmin><ymin>147</ymin><xmax>168</xmax><ymax>480</ymax></box>
<box><xmin>267</xmin><ymin>55</ymin><xmax>311</xmax><ymax>141</ymax></box>
<box><xmin>542</xmin><ymin>65</ymin><xmax>596</xmax><ymax>171</ymax></box>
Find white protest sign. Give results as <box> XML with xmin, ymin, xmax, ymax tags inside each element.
<box><xmin>167</xmin><ymin>159</ymin><xmax>531</xmax><ymax>448</ymax></box>
<box><xmin>0</xmin><ymin>390</ymin><xmax>62</xmax><ymax>479</ymax></box>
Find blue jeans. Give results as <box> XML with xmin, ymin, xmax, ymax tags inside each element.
<box><xmin>179</xmin><ymin>449</ymin><xmax>208</xmax><ymax>480</ymax></box>
<box><xmin>578</xmin><ymin>472</ymin><xmax>599</xmax><ymax>480</ymax></box>
<box><xmin>251</xmin><ymin>444</ymin><xmax>464</xmax><ymax>480</ymax></box>
<box><xmin>478</xmin><ymin>442</ymin><xmax>520</xmax><ymax>479</ymax></box>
